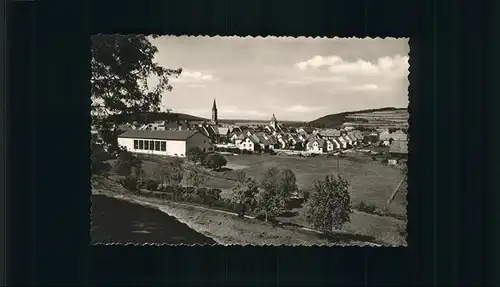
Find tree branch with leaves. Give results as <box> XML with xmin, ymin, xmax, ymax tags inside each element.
<box><xmin>90</xmin><ymin>34</ymin><xmax>182</xmax><ymax>155</ymax></box>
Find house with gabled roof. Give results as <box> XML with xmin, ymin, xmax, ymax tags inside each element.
<box><xmin>318</xmin><ymin>129</ymin><xmax>341</xmax><ymax>139</ymax></box>
<box><xmin>277</xmin><ymin>136</ymin><xmax>288</xmax><ymax>149</ymax></box>
<box><xmin>325</xmin><ymin>139</ymin><xmax>336</xmax><ymax>152</ymax></box>
<box><xmin>117</xmin><ymin>130</ymin><xmax>214</xmax><ymax>157</ymax></box>
<box><xmin>306</xmin><ymin>138</ymin><xmax>327</xmax><ymax>154</ymax></box>
<box><xmin>231</xmin><ymin>126</ymin><xmax>242</xmax><ymax>134</ymax></box>
<box><xmin>298</xmin><ymin>127</ymin><xmax>314</xmax><ymax>134</ymax></box>
<box><xmin>329</xmin><ymin>137</ymin><xmax>341</xmax><ymax>150</ymax></box>
<box><xmin>239</xmin><ymin>136</ymin><xmax>261</xmax><ymax>152</ymax></box>
<box><xmin>390</xmin><ymin>130</ymin><xmax>408</xmax><ymax>141</ymax></box>
<box><xmin>287</xmin><ymin>134</ymin><xmax>304</xmax><ymax>150</ymax></box>
<box><xmin>234</xmin><ymin>133</ymin><xmax>246</xmax><ymax>145</ymax></box>
<box><xmin>297</xmin><ymin>133</ymin><xmax>307</xmax><ymax>142</ymax></box>
<box><xmin>389</xmin><ymin>140</ymin><xmax>408</xmax><ymax>159</ymax></box>
<box><xmin>217</xmin><ymin>127</ymin><xmax>230</xmax><ymax>141</ymax></box>
<box><xmin>343</xmin><ymin>135</ymin><xmax>353</xmax><ymax>147</ymax></box>
<box><xmin>378</xmin><ymin>129</ymin><xmax>391</xmax><ymax>141</ymax></box>
<box><xmin>346</xmin><ymin>133</ymin><xmax>358</xmax><ymax>146</ymax></box>
<box><xmin>253</xmin><ymin>133</ymin><xmax>275</xmax><ymax>152</ymax></box>
<box><xmin>336</xmin><ymin>136</ymin><xmax>347</xmax><ymax>149</ymax></box>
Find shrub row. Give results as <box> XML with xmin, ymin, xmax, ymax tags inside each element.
<box><xmin>133</xmin><ymin>187</ymin><xmax>247</xmax><ymax>215</ymax></box>
<box><xmin>354</xmin><ymin>201</ymin><xmax>406</xmax><ymax>221</ymax></box>
<box><xmin>118</xmin><ymin>177</ymin><xmax>251</xmax><ymax>215</ymax></box>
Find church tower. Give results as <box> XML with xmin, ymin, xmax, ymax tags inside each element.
<box><xmin>211</xmin><ymin>98</ymin><xmax>218</xmax><ymax>125</ymax></box>
<box><xmin>270</xmin><ymin>113</ymin><xmax>277</xmax><ymax>129</ymax></box>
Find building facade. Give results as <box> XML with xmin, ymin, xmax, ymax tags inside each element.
<box><xmin>117</xmin><ymin>130</ymin><xmax>214</xmax><ymax>157</ymax></box>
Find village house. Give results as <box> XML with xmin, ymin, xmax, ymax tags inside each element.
<box><xmin>234</xmin><ymin>133</ymin><xmax>246</xmax><ymax>145</ymax></box>
<box><xmin>348</xmin><ymin>130</ymin><xmax>364</xmax><ymax>143</ymax></box>
<box><xmin>253</xmin><ymin>133</ymin><xmax>275</xmax><ymax>152</ymax></box>
<box><xmin>325</xmin><ymin>139</ymin><xmax>336</xmax><ymax>152</ymax></box>
<box><xmin>390</xmin><ymin>130</ymin><xmax>408</xmax><ymax>141</ymax></box>
<box><xmin>277</xmin><ymin>136</ymin><xmax>288</xmax><ymax>149</ymax></box>
<box><xmin>217</xmin><ymin>127</ymin><xmax>230</xmax><ymax>142</ymax></box>
<box><xmin>229</xmin><ymin>132</ymin><xmax>239</xmax><ymax>143</ymax></box>
<box><xmin>117</xmin><ymin>130</ymin><xmax>214</xmax><ymax>157</ymax></box>
<box><xmin>318</xmin><ymin>129</ymin><xmax>341</xmax><ymax>140</ymax></box>
<box><xmin>298</xmin><ymin>127</ymin><xmax>314</xmax><ymax>134</ymax></box>
<box><xmin>389</xmin><ymin>140</ymin><xmax>409</xmax><ymax>159</ymax></box>
<box><xmin>239</xmin><ymin>136</ymin><xmax>260</xmax><ymax>152</ymax></box>
<box><xmin>329</xmin><ymin>137</ymin><xmax>341</xmax><ymax>150</ymax></box>
<box><xmin>336</xmin><ymin>136</ymin><xmax>347</xmax><ymax>149</ymax></box>
<box><xmin>346</xmin><ymin>134</ymin><xmax>358</xmax><ymax>146</ymax></box>
<box><xmin>378</xmin><ymin>129</ymin><xmax>391</xmax><ymax>141</ymax></box>
<box><xmin>342</xmin><ymin>134</ymin><xmax>353</xmax><ymax>147</ymax></box>
<box><xmin>297</xmin><ymin>133</ymin><xmax>308</xmax><ymax>142</ymax></box>
<box><xmin>287</xmin><ymin>134</ymin><xmax>304</xmax><ymax>150</ymax></box>
<box><xmin>306</xmin><ymin>138</ymin><xmax>327</xmax><ymax>154</ymax></box>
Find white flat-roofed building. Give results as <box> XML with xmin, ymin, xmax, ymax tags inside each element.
<box><xmin>117</xmin><ymin>130</ymin><xmax>214</xmax><ymax>157</ymax></box>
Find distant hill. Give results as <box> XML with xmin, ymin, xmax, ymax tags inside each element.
<box><xmin>219</xmin><ymin>118</ymin><xmax>307</xmax><ymax>127</ymax></box>
<box><xmin>308</xmin><ymin>107</ymin><xmax>407</xmax><ymax>128</ymax></box>
<box><xmin>106</xmin><ymin>112</ymin><xmax>208</xmax><ymax>124</ymax></box>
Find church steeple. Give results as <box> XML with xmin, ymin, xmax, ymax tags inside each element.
<box><xmin>270</xmin><ymin>113</ymin><xmax>277</xmax><ymax>129</ymax></box>
<box><xmin>211</xmin><ymin>98</ymin><xmax>218</xmax><ymax>125</ymax></box>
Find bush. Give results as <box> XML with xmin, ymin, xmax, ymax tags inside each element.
<box><xmin>146</xmin><ymin>180</ymin><xmax>160</xmax><ymax>191</ymax></box>
<box><xmin>121</xmin><ymin>176</ymin><xmax>138</xmax><ymax>191</ymax></box>
<box><xmin>302</xmin><ymin>190</ymin><xmax>311</xmax><ymax>201</ymax></box>
<box><xmin>241</xmin><ymin>149</ymin><xmax>253</xmax><ymax>155</ymax></box>
<box><xmin>186</xmin><ymin>147</ymin><xmax>206</xmax><ymax>164</ymax></box>
<box><xmin>356</xmin><ymin>201</ymin><xmax>377</xmax><ymax>214</ymax></box>
<box><xmin>203</xmin><ymin>153</ymin><xmax>228</xmax><ymax>170</ymax></box>
<box><xmin>114</xmin><ymin>150</ymin><xmax>142</xmax><ymax>177</ymax></box>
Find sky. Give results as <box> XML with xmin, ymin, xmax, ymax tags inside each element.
<box><xmin>149</xmin><ymin>36</ymin><xmax>409</xmax><ymax>122</ymax></box>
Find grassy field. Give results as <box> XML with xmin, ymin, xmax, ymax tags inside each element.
<box><xmin>118</xmin><ymin>152</ymin><xmax>407</xmax><ymax>245</ymax></box>
<box><xmin>128</xmin><ymin>153</ymin><xmax>408</xmax><ymax>217</ymax></box>
<box><xmin>223</xmin><ymin>154</ymin><xmax>407</xmax><ymax>216</ymax></box>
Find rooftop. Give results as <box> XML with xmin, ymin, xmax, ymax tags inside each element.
<box><xmin>389</xmin><ymin>140</ymin><xmax>409</xmax><ymax>154</ymax></box>
<box><xmin>118</xmin><ymin>130</ymin><xmax>201</xmax><ymax>141</ymax></box>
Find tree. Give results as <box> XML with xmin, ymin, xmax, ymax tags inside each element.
<box><xmin>114</xmin><ymin>149</ymin><xmax>142</xmax><ymax>177</ymax></box>
<box><xmin>186</xmin><ymin>147</ymin><xmax>206</xmax><ymax>165</ymax></box>
<box><xmin>90</xmin><ymin>140</ymin><xmax>112</xmax><ymax>176</ymax></box>
<box><xmin>186</xmin><ymin>168</ymin><xmax>207</xmax><ymax>190</ymax></box>
<box><xmin>278</xmin><ymin>169</ymin><xmax>299</xmax><ymax>198</ymax></box>
<box><xmin>91</xmin><ymin>34</ymin><xmax>182</xmax><ymax>154</ymax></box>
<box><xmin>257</xmin><ymin>167</ymin><xmax>287</xmax><ymax>222</ymax></box>
<box><xmin>203</xmin><ymin>153</ymin><xmax>228</xmax><ymax>170</ymax></box>
<box><xmin>231</xmin><ymin>175</ymin><xmax>259</xmax><ymax>217</ymax></box>
<box><xmin>306</xmin><ymin>175</ymin><xmax>352</xmax><ymax>232</ymax></box>
<box><xmin>167</xmin><ymin>158</ymin><xmax>184</xmax><ymax>186</ymax></box>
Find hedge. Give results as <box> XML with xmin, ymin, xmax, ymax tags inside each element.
<box><xmin>129</xmin><ymin>185</ymin><xmax>254</xmax><ymax>215</ymax></box>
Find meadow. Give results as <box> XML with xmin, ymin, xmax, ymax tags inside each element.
<box><xmin>129</xmin><ymin>152</ymin><xmax>407</xmax><ymax>244</ymax></box>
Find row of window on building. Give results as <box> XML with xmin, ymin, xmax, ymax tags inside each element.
<box><xmin>133</xmin><ymin>140</ymin><xmax>167</xmax><ymax>152</ymax></box>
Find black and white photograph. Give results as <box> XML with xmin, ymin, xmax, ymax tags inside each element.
<box><xmin>91</xmin><ymin>35</ymin><xmax>409</xmax><ymax>246</ymax></box>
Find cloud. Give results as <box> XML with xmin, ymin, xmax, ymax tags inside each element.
<box><xmin>269</xmin><ymin>76</ymin><xmax>346</xmax><ymax>86</ymax></box>
<box><xmin>295</xmin><ymin>54</ymin><xmax>409</xmax><ymax>78</ymax></box>
<box><xmin>285</xmin><ymin>105</ymin><xmax>326</xmax><ymax>113</ymax></box>
<box><xmin>172</xmin><ymin>70</ymin><xmax>218</xmax><ymax>83</ymax></box>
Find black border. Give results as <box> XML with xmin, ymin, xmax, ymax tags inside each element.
<box><xmin>0</xmin><ymin>0</ymin><xmax>6</xmax><ymax>285</ymax></box>
<box><xmin>7</xmin><ymin>0</ymin><xmax>499</xmax><ymax>285</ymax></box>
